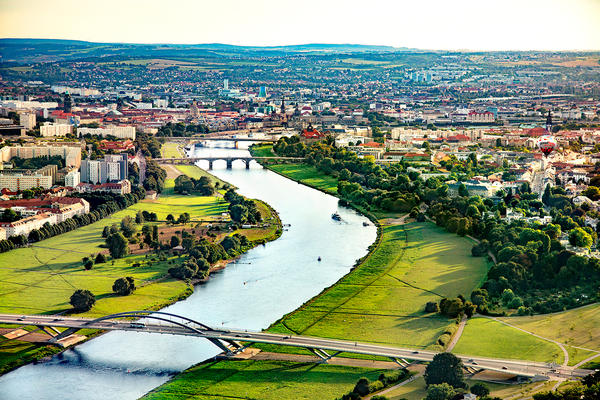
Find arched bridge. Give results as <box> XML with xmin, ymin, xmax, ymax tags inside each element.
<box><xmin>0</xmin><ymin>312</ymin><xmax>591</xmax><ymax>379</ymax></box>
<box><xmin>154</xmin><ymin>156</ymin><xmax>304</xmax><ymax>169</ymax></box>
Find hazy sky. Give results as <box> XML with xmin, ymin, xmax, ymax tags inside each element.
<box><xmin>1</xmin><ymin>0</ymin><xmax>599</xmax><ymax>50</ymax></box>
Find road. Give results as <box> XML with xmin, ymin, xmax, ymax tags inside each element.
<box><xmin>0</xmin><ymin>313</ymin><xmax>593</xmax><ymax>379</ymax></box>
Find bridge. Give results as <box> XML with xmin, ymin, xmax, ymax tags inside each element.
<box><xmin>166</xmin><ymin>135</ymin><xmax>279</xmax><ymax>149</ymax></box>
<box><xmin>0</xmin><ymin>312</ymin><xmax>592</xmax><ymax>379</ymax></box>
<box><xmin>154</xmin><ymin>156</ymin><xmax>304</xmax><ymax>169</ymax></box>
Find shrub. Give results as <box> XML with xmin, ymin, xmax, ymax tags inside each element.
<box><xmin>95</xmin><ymin>253</ymin><xmax>107</xmax><ymax>264</ymax></box>
<box><xmin>426</xmin><ymin>301</ymin><xmax>439</xmax><ymax>313</ymax></box>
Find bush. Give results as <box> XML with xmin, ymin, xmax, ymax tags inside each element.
<box><xmin>84</xmin><ymin>259</ymin><xmax>94</xmax><ymax>270</ymax></box>
<box><xmin>353</xmin><ymin>377</ymin><xmax>371</xmax><ymax>397</ymax></box>
<box><xmin>426</xmin><ymin>301</ymin><xmax>440</xmax><ymax>313</ymax></box>
<box><xmin>95</xmin><ymin>253</ymin><xmax>107</xmax><ymax>264</ymax></box>
<box><xmin>112</xmin><ymin>277</ymin><xmax>136</xmax><ymax>295</ymax></box>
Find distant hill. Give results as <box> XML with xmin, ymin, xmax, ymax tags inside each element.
<box><xmin>0</xmin><ymin>38</ymin><xmax>417</xmax><ymax>63</ymax></box>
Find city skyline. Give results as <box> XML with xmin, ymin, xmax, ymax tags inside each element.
<box><xmin>1</xmin><ymin>0</ymin><xmax>600</xmax><ymax>51</ymax></box>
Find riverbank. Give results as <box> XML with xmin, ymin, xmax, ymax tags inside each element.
<box><xmin>0</xmin><ymin>167</ymin><xmax>281</xmax><ymax>376</ymax></box>
<box><xmin>138</xmin><ymin>150</ymin><xmax>492</xmax><ymax>399</ymax></box>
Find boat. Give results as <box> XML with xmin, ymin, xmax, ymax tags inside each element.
<box><xmin>331</xmin><ymin>212</ymin><xmax>341</xmax><ymax>221</ymax></box>
<box><xmin>363</xmin><ymin>222</ymin><xmax>369</xmax><ymax>226</ymax></box>
<box><xmin>318</xmin><ymin>257</ymin><xmax>321</xmax><ymax>262</ymax></box>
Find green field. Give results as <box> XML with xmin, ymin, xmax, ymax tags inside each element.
<box><xmin>250</xmin><ymin>145</ymin><xmax>276</xmax><ymax>158</ymax></box>
<box><xmin>174</xmin><ymin>165</ymin><xmax>232</xmax><ymax>189</ymax></box>
<box><xmin>453</xmin><ymin>317</ymin><xmax>564</xmax><ymax>363</ymax></box>
<box><xmin>269</xmin><ymin>164</ymin><xmax>339</xmax><ymax>195</ymax></box>
<box><xmin>498</xmin><ymin>304</ymin><xmax>600</xmax><ymax>352</ymax></box>
<box><xmin>162</xmin><ymin>142</ymin><xmax>184</xmax><ymax>158</ymax></box>
<box><xmin>266</xmin><ymin>221</ymin><xmax>490</xmax><ymax>350</ymax></box>
<box><xmin>143</xmin><ymin>359</ymin><xmax>385</xmax><ymax>400</ymax></box>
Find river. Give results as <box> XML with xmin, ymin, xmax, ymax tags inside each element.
<box><xmin>0</xmin><ymin>142</ymin><xmax>377</xmax><ymax>400</ymax></box>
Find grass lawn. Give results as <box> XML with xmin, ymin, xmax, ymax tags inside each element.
<box><xmin>265</xmin><ymin>221</ymin><xmax>490</xmax><ymax>350</ymax></box>
<box><xmin>174</xmin><ymin>165</ymin><xmax>232</xmax><ymax>189</ymax></box>
<box><xmin>269</xmin><ymin>164</ymin><xmax>339</xmax><ymax>195</ymax></box>
<box><xmin>452</xmin><ymin>317</ymin><xmax>564</xmax><ymax>364</ymax></box>
<box><xmin>143</xmin><ymin>359</ymin><xmax>385</xmax><ymax>400</ymax></box>
<box><xmin>498</xmin><ymin>304</ymin><xmax>600</xmax><ymax>352</ymax></box>
<box><xmin>162</xmin><ymin>142</ymin><xmax>184</xmax><ymax>158</ymax></box>
<box><xmin>250</xmin><ymin>145</ymin><xmax>276</xmax><ymax>158</ymax></box>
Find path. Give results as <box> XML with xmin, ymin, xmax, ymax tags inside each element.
<box><xmin>363</xmin><ymin>372</ymin><xmax>424</xmax><ymax>400</ymax></box>
<box><xmin>446</xmin><ymin>314</ymin><xmax>468</xmax><ymax>352</ymax></box>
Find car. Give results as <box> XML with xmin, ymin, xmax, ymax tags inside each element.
<box><xmin>472</xmin><ymin>362</ymin><xmax>478</xmax><ymax>365</ymax></box>
<box><xmin>412</xmin><ymin>351</ymin><xmax>419</xmax><ymax>354</ymax></box>
<box><xmin>235</xmin><ymin>334</ymin><xmax>241</xmax><ymax>337</ymax></box>
<box><xmin>17</xmin><ymin>318</ymin><xmax>24</xmax><ymax>321</ymax></box>
<box><xmin>502</xmin><ymin>366</ymin><xmax>508</xmax><ymax>370</ymax></box>
<box><xmin>468</xmin><ymin>359</ymin><xmax>474</xmax><ymax>362</ymax></box>
<box><xmin>244</xmin><ymin>334</ymin><xmax>251</xmax><ymax>338</ymax></box>
<box><xmin>53</xmin><ymin>318</ymin><xmax>64</xmax><ymax>321</ymax></box>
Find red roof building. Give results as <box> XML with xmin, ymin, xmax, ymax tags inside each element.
<box><xmin>300</xmin><ymin>124</ymin><xmax>326</xmax><ymax>142</ymax></box>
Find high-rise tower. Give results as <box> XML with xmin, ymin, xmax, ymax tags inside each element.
<box><xmin>63</xmin><ymin>91</ymin><xmax>72</xmax><ymax>113</ymax></box>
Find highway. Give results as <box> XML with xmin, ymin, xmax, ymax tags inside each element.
<box><xmin>0</xmin><ymin>313</ymin><xmax>593</xmax><ymax>379</ymax></box>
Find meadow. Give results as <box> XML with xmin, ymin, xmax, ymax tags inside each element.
<box><xmin>498</xmin><ymin>304</ymin><xmax>600</xmax><ymax>352</ymax></box>
<box><xmin>143</xmin><ymin>359</ymin><xmax>385</xmax><ymax>400</ymax></box>
<box><xmin>452</xmin><ymin>317</ymin><xmax>564</xmax><ymax>364</ymax></box>
<box><xmin>266</xmin><ymin>221</ymin><xmax>491</xmax><ymax>350</ymax></box>
<box><xmin>268</xmin><ymin>164</ymin><xmax>339</xmax><ymax>195</ymax></box>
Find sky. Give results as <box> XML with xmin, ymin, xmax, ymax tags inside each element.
<box><xmin>1</xmin><ymin>0</ymin><xmax>600</xmax><ymax>51</ymax></box>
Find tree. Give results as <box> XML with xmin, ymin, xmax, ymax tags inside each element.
<box><xmin>106</xmin><ymin>232</ymin><xmax>129</xmax><ymax>259</ymax></box>
<box><xmin>112</xmin><ymin>277</ymin><xmax>135</xmax><ymax>295</ymax></box>
<box><xmin>166</xmin><ymin>214</ymin><xmax>175</xmax><ymax>225</ymax></box>
<box><xmin>569</xmin><ymin>228</ymin><xmax>593</xmax><ymax>248</ymax></box>
<box><xmin>70</xmin><ymin>289</ymin><xmax>96</xmax><ymax>311</ymax></box>
<box><xmin>135</xmin><ymin>210</ymin><xmax>144</xmax><ymax>224</ymax></box>
<box><xmin>471</xmin><ymin>382</ymin><xmax>490</xmax><ymax>397</ymax></box>
<box><xmin>95</xmin><ymin>253</ymin><xmax>107</xmax><ymax>264</ymax></box>
<box><xmin>424</xmin><ymin>353</ymin><xmax>466</xmax><ymax>389</ymax></box>
<box><xmin>178</xmin><ymin>212</ymin><xmax>191</xmax><ymax>225</ymax></box>
<box><xmin>2</xmin><ymin>208</ymin><xmax>19</xmax><ymax>222</ymax></box>
<box><xmin>230</xmin><ymin>204</ymin><xmax>248</xmax><ymax>223</ymax></box>
<box><xmin>101</xmin><ymin>226</ymin><xmax>110</xmax><ymax>238</ymax></box>
<box><xmin>84</xmin><ymin>259</ymin><xmax>94</xmax><ymax>270</ymax></box>
<box><xmin>120</xmin><ymin>215</ymin><xmax>136</xmax><ymax>238</ymax></box>
<box><xmin>170</xmin><ymin>235</ymin><xmax>181</xmax><ymax>248</ymax></box>
<box><xmin>458</xmin><ymin>183</ymin><xmax>469</xmax><ymax>197</ymax></box>
<box><xmin>425</xmin><ymin>383</ymin><xmax>456</xmax><ymax>400</ymax></box>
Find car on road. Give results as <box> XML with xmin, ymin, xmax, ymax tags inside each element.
<box><xmin>17</xmin><ymin>316</ymin><xmax>26</xmax><ymax>321</ymax></box>
<box><xmin>502</xmin><ymin>366</ymin><xmax>508</xmax><ymax>370</ymax></box>
<box><xmin>53</xmin><ymin>318</ymin><xmax>64</xmax><ymax>321</ymax></box>
<box><xmin>412</xmin><ymin>351</ymin><xmax>419</xmax><ymax>354</ymax></box>
<box><xmin>472</xmin><ymin>362</ymin><xmax>478</xmax><ymax>365</ymax></box>
<box><xmin>244</xmin><ymin>334</ymin><xmax>251</xmax><ymax>338</ymax></box>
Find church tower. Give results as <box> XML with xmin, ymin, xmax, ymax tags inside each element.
<box><xmin>545</xmin><ymin>110</ymin><xmax>553</xmax><ymax>134</ymax></box>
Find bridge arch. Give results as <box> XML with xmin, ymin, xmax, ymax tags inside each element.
<box><xmin>84</xmin><ymin>310</ymin><xmax>215</xmax><ymax>335</ymax></box>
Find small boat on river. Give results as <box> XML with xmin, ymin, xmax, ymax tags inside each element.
<box><xmin>331</xmin><ymin>212</ymin><xmax>341</xmax><ymax>221</ymax></box>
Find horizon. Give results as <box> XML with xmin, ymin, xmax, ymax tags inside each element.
<box><xmin>2</xmin><ymin>38</ymin><xmax>599</xmax><ymax>53</ymax></box>
<box><xmin>1</xmin><ymin>0</ymin><xmax>600</xmax><ymax>51</ymax></box>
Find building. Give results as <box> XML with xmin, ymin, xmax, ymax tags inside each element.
<box><xmin>77</xmin><ymin>125</ymin><xmax>136</xmax><ymax>140</ymax></box>
<box><xmin>80</xmin><ymin>154</ymin><xmax>128</xmax><ymax>184</ymax></box>
<box><xmin>0</xmin><ymin>173</ymin><xmax>52</xmax><ymax>191</ymax></box>
<box><xmin>0</xmin><ymin>145</ymin><xmax>82</xmax><ymax>168</ymax></box>
<box><xmin>299</xmin><ymin>124</ymin><xmax>326</xmax><ymax>143</ymax></box>
<box><xmin>65</xmin><ymin>170</ymin><xmax>80</xmax><ymax>187</ymax></box>
<box><xmin>76</xmin><ymin>180</ymin><xmax>131</xmax><ymax>194</ymax></box>
<box><xmin>468</xmin><ymin>111</ymin><xmax>494</xmax><ymax>123</ymax></box>
<box><xmin>40</xmin><ymin>122</ymin><xmax>73</xmax><ymax>137</ymax></box>
<box><xmin>19</xmin><ymin>112</ymin><xmax>36</xmax><ymax>131</ymax></box>
<box><xmin>0</xmin><ymin>212</ymin><xmax>57</xmax><ymax>238</ymax></box>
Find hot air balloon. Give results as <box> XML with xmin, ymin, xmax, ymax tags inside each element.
<box><xmin>537</xmin><ymin>135</ymin><xmax>557</xmax><ymax>157</ymax></box>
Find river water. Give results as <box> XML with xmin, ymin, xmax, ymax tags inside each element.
<box><xmin>0</xmin><ymin>142</ymin><xmax>377</xmax><ymax>400</ymax></box>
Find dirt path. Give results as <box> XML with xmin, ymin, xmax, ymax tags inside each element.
<box><xmin>364</xmin><ymin>371</ymin><xmax>424</xmax><ymax>400</ymax></box>
<box><xmin>161</xmin><ymin>164</ymin><xmax>183</xmax><ymax>179</ymax></box>
<box><xmin>446</xmin><ymin>314</ymin><xmax>468</xmax><ymax>352</ymax></box>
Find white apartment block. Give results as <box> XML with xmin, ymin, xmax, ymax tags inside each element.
<box><xmin>0</xmin><ymin>174</ymin><xmax>52</xmax><ymax>191</ymax></box>
<box><xmin>40</xmin><ymin>122</ymin><xmax>73</xmax><ymax>137</ymax></box>
<box><xmin>0</xmin><ymin>212</ymin><xmax>57</xmax><ymax>238</ymax></box>
<box><xmin>65</xmin><ymin>170</ymin><xmax>80</xmax><ymax>187</ymax></box>
<box><xmin>19</xmin><ymin>112</ymin><xmax>36</xmax><ymax>130</ymax></box>
<box><xmin>77</xmin><ymin>125</ymin><xmax>136</xmax><ymax>140</ymax></box>
<box><xmin>0</xmin><ymin>145</ymin><xmax>82</xmax><ymax>168</ymax></box>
